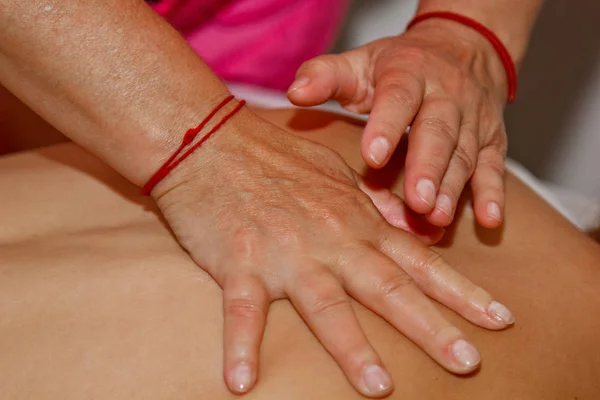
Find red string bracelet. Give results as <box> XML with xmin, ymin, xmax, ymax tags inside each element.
<box><xmin>142</xmin><ymin>96</ymin><xmax>246</xmax><ymax>195</ymax></box>
<box><xmin>406</xmin><ymin>11</ymin><xmax>518</xmax><ymax>104</ymax></box>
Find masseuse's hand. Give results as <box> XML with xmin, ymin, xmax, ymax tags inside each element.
<box><xmin>289</xmin><ymin>20</ymin><xmax>509</xmax><ymax>229</ymax></box>
<box><xmin>152</xmin><ymin>109</ymin><xmax>514</xmax><ymax>398</ymax></box>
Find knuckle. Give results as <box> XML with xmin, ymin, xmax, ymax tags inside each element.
<box><xmin>311</xmin><ymin>190</ymin><xmax>377</xmax><ymax>233</ymax></box>
<box><xmin>376</xmin><ymin>272</ymin><xmax>415</xmax><ymax>299</ymax></box>
<box><xmin>452</xmin><ymin>144</ymin><xmax>476</xmax><ymax>173</ymax></box>
<box><xmin>420</xmin><ymin>115</ymin><xmax>458</xmax><ymax>144</ymax></box>
<box><xmin>477</xmin><ymin>141</ymin><xmax>507</xmax><ymax>179</ymax></box>
<box><xmin>225</xmin><ymin>296</ymin><xmax>265</xmax><ymax>320</ymax></box>
<box><xmin>431</xmin><ymin>324</ymin><xmax>461</xmax><ymax>344</ymax></box>
<box><xmin>309</xmin><ymin>294</ymin><xmax>351</xmax><ymax>317</ymax></box>
<box><xmin>405</xmin><ymin>154</ymin><xmax>447</xmax><ymax>174</ymax></box>
<box><xmin>310</xmin><ymin>204</ymin><xmax>346</xmax><ymax>233</ymax></box>
<box><xmin>491</xmin><ymin>130</ymin><xmax>508</xmax><ymax>155</ymax></box>
<box><xmin>229</xmin><ymin>227</ymin><xmax>261</xmax><ymax>261</ymax></box>
<box><xmin>424</xmin><ymin>250</ymin><xmax>447</xmax><ymax>269</ymax></box>
<box><xmin>465</xmin><ymin>284</ymin><xmax>485</xmax><ymax>306</ymax></box>
<box><xmin>477</xmin><ymin>157</ymin><xmax>505</xmax><ymax>178</ymax></box>
<box><xmin>417</xmin><ymin>250</ymin><xmax>449</xmax><ymax>279</ymax></box>
<box><xmin>381</xmin><ymin>81</ymin><xmax>420</xmax><ymax>114</ymax></box>
<box><xmin>488</xmin><ymin>117</ymin><xmax>505</xmax><ymax>136</ymax></box>
<box><xmin>294</xmin><ymin>270</ymin><xmax>349</xmax><ymax>317</ymax></box>
<box><xmin>481</xmin><ymin>108</ymin><xmax>505</xmax><ymax>135</ymax></box>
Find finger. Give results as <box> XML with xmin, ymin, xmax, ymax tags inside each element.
<box><xmin>287</xmin><ymin>52</ymin><xmax>371</xmax><ymax>111</ymax></box>
<box><xmin>403</xmin><ymin>98</ymin><xmax>461</xmax><ymax>215</ymax></box>
<box><xmin>378</xmin><ymin>227</ymin><xmax>514</xmax><ymax>330</ymax></box>
<box><xmin>222</xmin><ymin>275</ymin><xmax>270</xmax><ymax>395</ymax></box>
<box><xmin>470</xmin><ymin>142</ymin><xmax>506</xmax><ymax>229</ymax></box>
<box><xmin>287</xmin><ymin>267</ymin><xmax>393</xmax><ymax>398</ymax></box>
<box><xmin>357</xmin><ymin>176</ymin><xmax>444</xmax><ymax>245</ymax></box>
<box><xmin>341</xmin><ymin>246</ymin><xmax>482</xmax><ymax>374</ymax></box>
<box><xmin>427</xmin><ymin>119</ymin><xmax>479</xmax><ymax>227</ymax></box>
<box><xmin>361</xmin><ymin>71</ymin><xmax>425</xmax><ymax>169</ymax></box>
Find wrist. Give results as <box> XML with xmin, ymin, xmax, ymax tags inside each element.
<box><xmin>148</xmin><ymin>104</ymin><xmax>260</xmax><ymax>201</ymax></box>
<box><xmin>114</xmin><ymin>87</ymin><xmax>232</xmax><ymax>188</ymax></box>
<box><xmin>414</xmin><ymin>0</ymin><xmax>542</xmax><ymax>67</ymax></box>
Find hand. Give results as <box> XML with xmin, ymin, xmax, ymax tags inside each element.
<box><xmin>288</xmin><ymin>19</ymin><xmax>509</xmax><ymax>229</ymax></box>
<box><xmin>151</xmin><ymin>108</ymin><xmax>514</xmax><ymax>398</ymax></box>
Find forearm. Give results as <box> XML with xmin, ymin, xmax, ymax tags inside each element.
<box><xmin>0</xmin><ymin>0</ymin><xmax>230</xmax><ymax>185</ymax></box>
<box><xmin>415</xmin><ymin>0</ymin><xmax>543</xmax><ymax>66</ymax></box>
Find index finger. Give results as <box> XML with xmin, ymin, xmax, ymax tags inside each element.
<box><xmin>362</xmin><ymin>71</ymin><xmax>424</xmax><ymax>169</ymax></box>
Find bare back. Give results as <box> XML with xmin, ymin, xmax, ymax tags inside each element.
<box><xmin>0</xmin><ymin>108</ymin><xmax>599</xmax><ymax>399</ymax></box>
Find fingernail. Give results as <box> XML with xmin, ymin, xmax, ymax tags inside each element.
<box><xmin>487</xmin><ymin>202</ymin><xmax>502</xmax><ymax>221</ymax></box>
<box><xmin>435</xmin><ymin>194</ymin><xmax>453</xmax><ymax>216</ymax></box>
<box><xmin>451</xmin><ymin>339</ymin><xmax>481</xmax><ymax>369</ymax></box>
<box><xmin>416</xmin><ymin>179</ymin><xmax>436</xmax><ymax>207</ymax></box>
<box><xmin>288</xmin><ymin>77</ymin><xmax>310</xmax><ymax>93</ymax></box>
<box><xmin>362</xmin><ymin>364</ymin><xmax>392</xmax><ymax>395</ymax></box>
<box><xmin>368</xmin><ymin>137</ymin><xmax>391</xmax><ymax>165</ymax></box>
<box><xmin>230</xmin><ymin>363</ymin><xmax>252</xmax><ymax>394</ymax></box>
<box><xmin>488</xmin><ymin>301</ymin><xmax>515</xmax><ymax>325</ymax></box>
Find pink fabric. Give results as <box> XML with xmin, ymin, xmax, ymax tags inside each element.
<box><xmin>150</xmin><ymin>0</ymin><xmax>349</xmax><ymax>90</ymax></box>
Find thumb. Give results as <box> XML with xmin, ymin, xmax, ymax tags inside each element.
<box><xmin>357</xmin><ymin>177</ymin><xmax>445</xmax><ymax>245</ymax></box>
<box><xmin>287</xmin><ymin>51</ymin><xmax>371</xmax><ymax>111</ymax></box>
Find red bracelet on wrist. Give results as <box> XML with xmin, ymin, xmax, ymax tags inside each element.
<box><xmin>406</xmin><ymin>11</ymin><xmax>518</xmax><ymax>104</ymax></box>
<box><xmin>142</xmin><ymin>95</ymin><xmax>246</xmax><ymax>195</ymax></box>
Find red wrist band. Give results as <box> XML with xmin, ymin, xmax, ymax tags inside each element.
<box><xmin>142</xmin><ymin>95</ymin><xmax>246</xmax><ymax>195</ymax></box>
<box><xmin>406</xmin><ymin>11</ymin><xmax>518</xmax><ymax>104</ymax></box>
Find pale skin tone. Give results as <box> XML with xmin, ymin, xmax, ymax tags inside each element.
<box><xmin>0</xmin><ymin>0</ymin><xmax>539</xmax><ymax>397</ymax></box>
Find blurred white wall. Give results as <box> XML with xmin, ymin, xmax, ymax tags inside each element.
<box><xmin>335</xmin><ymin>0</ymin><xmax>600</xmax><ymax>201</ymax></box>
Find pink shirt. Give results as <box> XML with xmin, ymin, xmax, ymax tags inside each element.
<box><xmin>149</xmin><ymin>0</ymin><xmax>349</xmax><ymax>90</ymax></box>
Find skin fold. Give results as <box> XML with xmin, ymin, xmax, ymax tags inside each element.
<box><xmin>0</xmin><ymin>107</ymin><xmax>599</xmax><ymax>399</ymax></box>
